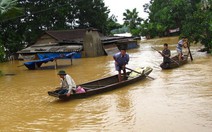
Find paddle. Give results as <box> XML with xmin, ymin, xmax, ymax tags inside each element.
<box><xmin>82</xmin><ymin>85</ymin><xmax>105</xmax><ymax>87</ymax></box>
<box><xmin>125</xmin><ymin>67</ymin><xmax>155</xmax><ymax>80</ymax></box>
<box><xmin>187</xmin><ymin>42</ymin><xmax>193</xmax><ymax>61</ymax></box>
<box><xmin>151</xmin><ymin>46</ymin><xmax>180</xmax><ymax>65</ymax></box>
<box><xmin>17</xmin><ymin>64</ymin><xmax>24</xmax><ymax>67</ymax></box>
<box><xmin>4</xmin><ymin>73</ymin><xmax>16</xmax><ymax>76</ymax></box>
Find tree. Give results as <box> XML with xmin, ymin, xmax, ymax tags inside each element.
<box><xmin>142</xmin><ymin>0</ymin><xmax>193</xmax><ymax>38</ymax></box>
<box><xmin>0</xmin><ymin>0</ymin><xmax>22</xmax><ymax>20</ymax></box>
<box><xmin>0</xmin><ymin>0</ymin><xmax>111</xmax><ymax>62</ymax></box>
<box><xmin>178</xmin><ymin>0</ymin><xmax>212</xmax><ymax>52</ymax></box>
<box><xmin>0</xmin><ymin>0</ymin><xmax>23</xmax><ymax>61</ymax></box>
<box><xmin>106</xmin><ymin>15</ymin><xmax>122</xmax><ymax>35</ymax></box>
<box><xmin>123</xmin><ymin>8</ymin><xmax>143</xmax><ymax>36</ymax></box>
<box><xmin>75</xmin><ymin>0</ymin><xmax>109</xmax><ymax>34</ymax></box>
<box><xmin>141</xmin><ymin>0</ymin><xmax>212</xmax><ymax>52</ymax></box>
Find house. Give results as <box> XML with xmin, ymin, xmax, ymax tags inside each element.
<box><xmin>17</xmin><ymin>28</ymin><xmax>139</xmax><ymax>69</ymax></box>
<box><xmin>17</xmin><ymin>29</ymin><xmax>88</xmax><ymax>60</ymax></box>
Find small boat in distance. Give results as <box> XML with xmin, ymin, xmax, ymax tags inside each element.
<box><xmin>48</xmin><ymin>67</ymin><xmax>153</xmax><ymax>100</ymax></box>
<box><xmin>160</xmin><ymin>54</ymin><xmax>189</xmax><ymax>69</ymax></box>
<box><xmin>151</xmin><ymin>46</ymin><xmax>192</xmax><ymax>70</ymax></box>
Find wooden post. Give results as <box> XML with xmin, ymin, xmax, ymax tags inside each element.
<box><xmin>188</xmin><ymin>42</ymin><xmax>193</xmax><ymax>61</ymax></box>
<box><xmin>35</xmin><ymin>63</ymin><xmax>38</xmax><ymax>70</ymax></box>
<box><xmin>54</xmin><ymin>59</ymin><xmax>58</xmax><ymax>69</ymax></box>
<box><xmin>70</xmin><ymin>57</ymin><xmax>73</xmax><ymax>65</ymax></box>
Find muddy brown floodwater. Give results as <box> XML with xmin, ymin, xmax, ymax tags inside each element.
<box><xmin>0</xmin><ymin>37</ymin><xmax>211</xmax><ymax>132</ymax></box>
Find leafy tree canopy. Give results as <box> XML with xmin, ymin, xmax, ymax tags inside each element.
<box><xmin>123</xmin><ymin>8</ymin><xmax>143</xmax><ymax>36</ymax></box>
<box><xmin>0</xmin><ymin>0</ymin><xmax>113</xmax><ymax>62</ymax></box>
<box><xmin>142</xmin><ymin>0</ymin><xmax>212</xmax><ymax>51</ymax></box>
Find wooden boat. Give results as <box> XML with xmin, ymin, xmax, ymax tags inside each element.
<box><xmin>48</xmin><ymin>67</ymin><xmax>153</xmax><ymax>100</ymax></box>
<box><xmin>160</xmin><ymin>54</ymin><xmax>189</xmax><ymax>69</ymax></box>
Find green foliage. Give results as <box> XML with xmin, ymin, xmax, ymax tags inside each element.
<box><xmin>0</xmin><ymin>0</ymin><xmax>23</xmax><ymax>20</ymax></box>
<box><xmin>123</xmin><ymin>8</ymin><xmax>143</xmax><ymax>36</ymax></box>
<box><xmin>106</xmin><ymin>15</ymin><xmax>122</xmax><ymax>35</ymax></box>
<box><xmin>131</xmin><ymin>28</ymin><xmax>141</xmax><ymax>37</ymax></box>
<box><xmin>180</xmin><ymin>0</ymin><xmax>212</xmax><ymax>52</ymax></box>
<box><xmin>0</xmin><ymin>42</ymin><xmax>6</xmax><ymax>62</ymax></box>
<box><xmin>74</xmin><ymin>0</ymin><xmax>109</xmax><ymax>34</ymax></box>
<box><xmin>110</xmin><ymin>26</ymin><xmax>129</xmax><ymax>34</ymax></box>
<box><xmin>0</xmin><ymin>70</ymin><xmax>3</xmax><ymax>76</ymax></box>
<box><xmin>141</xmin><ymin>0</ymin><xmax>212</xmax><ymax>53</ymax></box>
<box><xmin>0</xmin><ymin>0</ymin><xmax>111</xmax><ymax>62</ymax></box>
<box><xmin>0</xmin><ymin>0</ymin><xmax>23</xmax><ymax>62</ymax></box>
<box><xmin>142</xmin><ymin>0</ymin><xmax>193</xmax><ymax>38</ymax></box>
<box><xmin>0</xmin><ymin>23</ymin><xmax>5</xmax><ymax>62</ymax></box>
<box><xmin>140</xmin><ymin>20</ymin><xmax>158</xmax><ymax>38</ymax></box>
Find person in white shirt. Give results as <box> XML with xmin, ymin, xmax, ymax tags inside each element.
<box><xmin>56</xmin><ymin>70</ymin><xmax>76</xmax><ymax>96</ymax></box>
<box><xmin>176</xmin><ymin>36</ymin><xmax>188</xmax><ymax>61</ymax></box>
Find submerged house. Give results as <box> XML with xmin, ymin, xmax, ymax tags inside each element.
<box><xmin>18</xmin><ymin>29</ymin><xmax>85</xmax><ymax>60</ymax></box>
<box><xmin>17</xmin><ymin>28</ymin><xmax>139</xmax><ymax>69</ymax></box>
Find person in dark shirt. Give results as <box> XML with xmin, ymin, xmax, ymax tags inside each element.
<box><xmin>159</xmin><ymin>43</ymin><xmax>171</xmax><ymax>68</ymax></box>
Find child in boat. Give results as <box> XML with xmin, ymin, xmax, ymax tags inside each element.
<box><xmin>176</xmin><ymin>36</ymin><xmax>188</xmax><ymax>61</ymax></box>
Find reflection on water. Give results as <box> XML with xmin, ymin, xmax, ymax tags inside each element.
<box><xmin>0</xmin><ymin>38</ymin><xmax>212</xmax><ymax>132</ymax></box>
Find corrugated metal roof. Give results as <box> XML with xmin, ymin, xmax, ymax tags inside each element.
<box><xmin>45</xmin><ymin>28</ymin><xmax>103</xmax><ymax>41</ymax></box>
<box><xmin>46</xmin><ymin>29</ymin><xmax>87</xmax><ymax>41</ymax></box>
<box><xmin>17</xmin><ymin>29</ymin><xmax>137</xmax><ymax>54</ymax></box>
<box><xmin>17</xmin><ymin>45</ymin><xmax>82</xmax><ymax>53</ymax></box>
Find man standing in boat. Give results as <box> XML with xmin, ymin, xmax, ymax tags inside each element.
<box><xmin>56</xmin><ymin>70</ymin><xmax>76</xmax><ymax>96</ymax></box>
<box><xmin>159</xmin><ymin>43</ymin><xmax>171</xmax><ymax>69</ymax></box>
<box><xmin>113</xmin><ymin>48</ymin><xmax>130</xmax><ymax>82</ymax></box>
<box><xmin>176</xmin><ymin>36</ymin><xmax>188</xmax><ymax>61</ymax></box>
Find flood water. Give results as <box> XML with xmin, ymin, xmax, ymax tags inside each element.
<box><xmin>0</xmin><ymin>37</ymin><xmax>212</xmax><ymax>132</ymax></box>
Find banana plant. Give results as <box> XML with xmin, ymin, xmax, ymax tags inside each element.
<box><xmin>0</xmin><ymin>0</ymin><xmax>22</xmax><ymax>21</ymax></box>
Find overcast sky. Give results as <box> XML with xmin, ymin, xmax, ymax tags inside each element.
<box><xmin>104</xmin><ymin>0</ymin><xmax>150</xmax><ymax>24</ymax></box>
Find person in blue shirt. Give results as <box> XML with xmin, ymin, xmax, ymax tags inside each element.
<box><xmin>176</xmin><ymin>36</ymin><xmax>188</xmax><ymax>61</ymax></box>
<box><xmin>113</xmin><ymin>49</ymin><xmax>130</xmax><ymax>82</ymax></box>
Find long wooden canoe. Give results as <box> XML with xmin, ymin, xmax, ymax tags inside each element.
<box><xmin>48</xmin><ymin>67</ymin><xmax>153</xmax><ymax>100</ymax></box>
<box><xmin>160</xmin><ymin>54</ymin><xmax>188</xmax><ymax>69</ymax></box>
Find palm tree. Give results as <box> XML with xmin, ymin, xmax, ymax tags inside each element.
<box><xmin>123</xmin><ymin>8</ymin><xmax>143</xmax><ymax>36</ymax></box>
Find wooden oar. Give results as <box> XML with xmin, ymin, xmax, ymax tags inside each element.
<box><xmin>4</xmin><ymin>73</ymin><xmax>16</xmax><ymax>76</ymax></box>
<box><xmin>187</xmin><ymin>42</ymin><xmax>193</xmax><ymax>61</ymax></box>
<box><xmin>0</xmin><ymin>71</ymin><xmax>15</xmax><ymax>76</ymax></box>
<box><xmin>17</xmin><ymin>64</ymin><xmax>24</xmax><ymax>67</ymax></box>
<box><xmin>82</xmin><ymin>85</ymin><xmax>105</xmax><ymax>87</ymax></box>
<box><xmin>151</xmin><ymin>46</ymin><xmax>180</xmax><ymax>65</ymax></box>
<box><xmin>125</xmin><ymin>67</ymin><xmax>155</xmax><ymax>80</ymax></box>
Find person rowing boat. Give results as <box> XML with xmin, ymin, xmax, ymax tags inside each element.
<box><xmin>159</xmin><ymin>43</ymin><xmax>171</xmax><ymax>69</ymax></box>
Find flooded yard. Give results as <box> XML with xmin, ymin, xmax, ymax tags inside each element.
<box><xmin>0</xmin><ymin>37</ymin><xmax>211</xmax><ymax>132</ymax></box>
